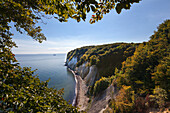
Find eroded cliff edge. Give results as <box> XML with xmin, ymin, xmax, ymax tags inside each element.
<box><xmin>66</xmin><ymin>57</ymin><xmax>99</xmax><ymax>86</ymax></box>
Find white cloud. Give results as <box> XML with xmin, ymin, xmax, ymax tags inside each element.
<box><xmin>12</xmin><ymin>33</ymin><xmax>138</xmax><ymax>54</ymax></box>
<box><xmin>48</xmin><ymin>48</ymin><xmax>60</xmax><ymax>50</ymax></box>
<box><xmin>12</xmin><ymin>35</ymin><xmax>100</xmax><ymax>54</ymax></box>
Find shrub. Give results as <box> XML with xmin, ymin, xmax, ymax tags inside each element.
<box><xmin>149</xmin><ymin>87</ymin><xmax>168</xmax><ymax>109</ymax></box>
<box><xmin>134</xmin><ymin>96</ymin><xmax>146</xmax><ymax>113</ymax></box>
<box><xmin>93</xmin><ymin>77</ymin><xmax>110</xmax><ymax>96</ymax></box>
<box><xmin>90</xmin><ymin>55</ymin><xmax>97</xmax><ymax>65</ymax></box>
<box><xmin>110</xmin><ymin>85</ymin><xmax>135</xmax><ymax>113</ymax></box>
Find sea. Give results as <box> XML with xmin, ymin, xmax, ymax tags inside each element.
<box><xmin>15</xmin><ymin>54</ymin><xmax>76</xmax><ymax>104</ymax></box>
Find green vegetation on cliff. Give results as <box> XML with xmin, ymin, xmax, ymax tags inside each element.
<box><xmin>107</xmin><ymin>20</ymin><xmax>170</xmax><ymax>112</ymax></box>
<box><xmin>116</xmin><ymin>20</ymin><xmax>170</xmax><ymax>95</ymax></box>
<box><xmin>67</xmin><ymin>43</ymin><xmax>139</xmax><ymax>77</ymax></box>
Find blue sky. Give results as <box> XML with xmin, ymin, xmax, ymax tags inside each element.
<box><xmin>12</xmin><ymin>0</ymin><xmax>170</xmax><ymax>54</ymax></box>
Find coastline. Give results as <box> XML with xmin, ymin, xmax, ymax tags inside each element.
<box><xmin>67</xmin><ymin>67</ymin><xmax>89</xmax><ymax>111</ymax></box>
<box><xmin>67</xmin><ymin>68</ymin><xmax>77</xmax><ymax>106</ymax></box>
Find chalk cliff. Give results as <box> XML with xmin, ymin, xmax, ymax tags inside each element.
<box><xmin>66</xmin><ymin>56</ymin><xmax>99</xmax><ymax>86</ymax></box>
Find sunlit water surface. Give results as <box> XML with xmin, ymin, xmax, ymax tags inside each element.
<box><xmin>15</xmin><ymin>54</ymin><xmax>75</xmax><ymax>103</ymax></box>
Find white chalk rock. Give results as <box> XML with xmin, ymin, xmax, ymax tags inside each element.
<box><xmin>84</xmin><ymin>65</ymin><xmax>98</xmax><ymax>86</ymax></box>
<box><xmin>67</xmin><ymin>57</ymin><xmax>77</xmax><ymax>70</ymax></box>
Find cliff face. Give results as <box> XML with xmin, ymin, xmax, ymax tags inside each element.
<box><xmin>66</xmin><ymin>57</ymin><xmax>99</xmax><ymax>86</ymax></box>
<box><xmin>66</xmin><ymin>56</ymin><xmax>77</xmax><ymax>70</ymax></box>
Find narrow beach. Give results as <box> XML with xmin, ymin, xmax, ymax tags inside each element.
<box><xmin>68</xmin><ymin>68</ymin><xmax>89</xmax><ymax>111</ymax></box>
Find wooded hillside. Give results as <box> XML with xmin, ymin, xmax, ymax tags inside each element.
<box><xmin>67</xmin><ymin>43</ymin><xmax>139</xmax><ymax>77</ymax></box>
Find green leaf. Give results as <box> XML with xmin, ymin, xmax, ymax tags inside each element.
<box><xmin>116</xmin><ymin>3</ymin><xmax>122</xmax><ymax>14</ymax></box>
<box><xmin>90</xmin><ymin>5</ymin><xmax>96</xmax><ymax>12</ymax></box>
<box><xmin>77</xmin><ymin>17</ymin><xmax>80</xmax><ymax>22</ymax></box>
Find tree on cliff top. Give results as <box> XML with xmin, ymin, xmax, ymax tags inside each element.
<box><xmin>0</xmin><ymin>0</ymin><xmax>141</xmax><ymax>112</ymax></box>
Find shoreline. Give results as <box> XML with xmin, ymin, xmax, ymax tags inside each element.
<box><xmin>67</xmin><ymin>67</ymin><xmax>89</xmax><ymax>111</ymax></box>
<box><xmin>67</xmin><ymin>68</ymin><xmax>78</xmax><ymax>106</ymax></box>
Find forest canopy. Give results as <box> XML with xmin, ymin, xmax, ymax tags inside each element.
<box><xmin>106</xmin><ymin>20</ymin><xmax>170</xmax><ymax>112</ymax></box>
<box><xmin>67</xmin><ymin>42</ymin><xmax>139</xmax><ymax>77</ymax></box>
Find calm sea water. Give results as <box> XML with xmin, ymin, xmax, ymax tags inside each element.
<box><xmin>15</xmin><ymin>54</ymin><xmax>75</xmax><ymax>103</ymax></box>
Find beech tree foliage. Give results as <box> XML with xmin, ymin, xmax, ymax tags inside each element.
<box><xmin>102</xmin><ymin>20</ymin><xmax>170</xmax><ymax>113</ymax></box>
<box><xmin>0</xmin><ymin>0</ymin><xmax>141</xmax><ymax>42</ymax></box>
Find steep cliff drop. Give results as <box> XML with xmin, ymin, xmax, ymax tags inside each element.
<box><xmin>66</xmin><ymin>57</ymin><xmax>117</xmax><ymax>113</ymax></box>
<box><xmin>66</xmin><ymin>56</ymin><xmax>99</xmax><ymax>86</ymax></box>
<box><xmin>65</xmin><ymin>43</ymin><xmax>138</xmax><ymax>112</ymax></box>
<box><xmin>66</xmin><ymin>57</ymin><xmax>97</xmax><ymax>111</ymax></box>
